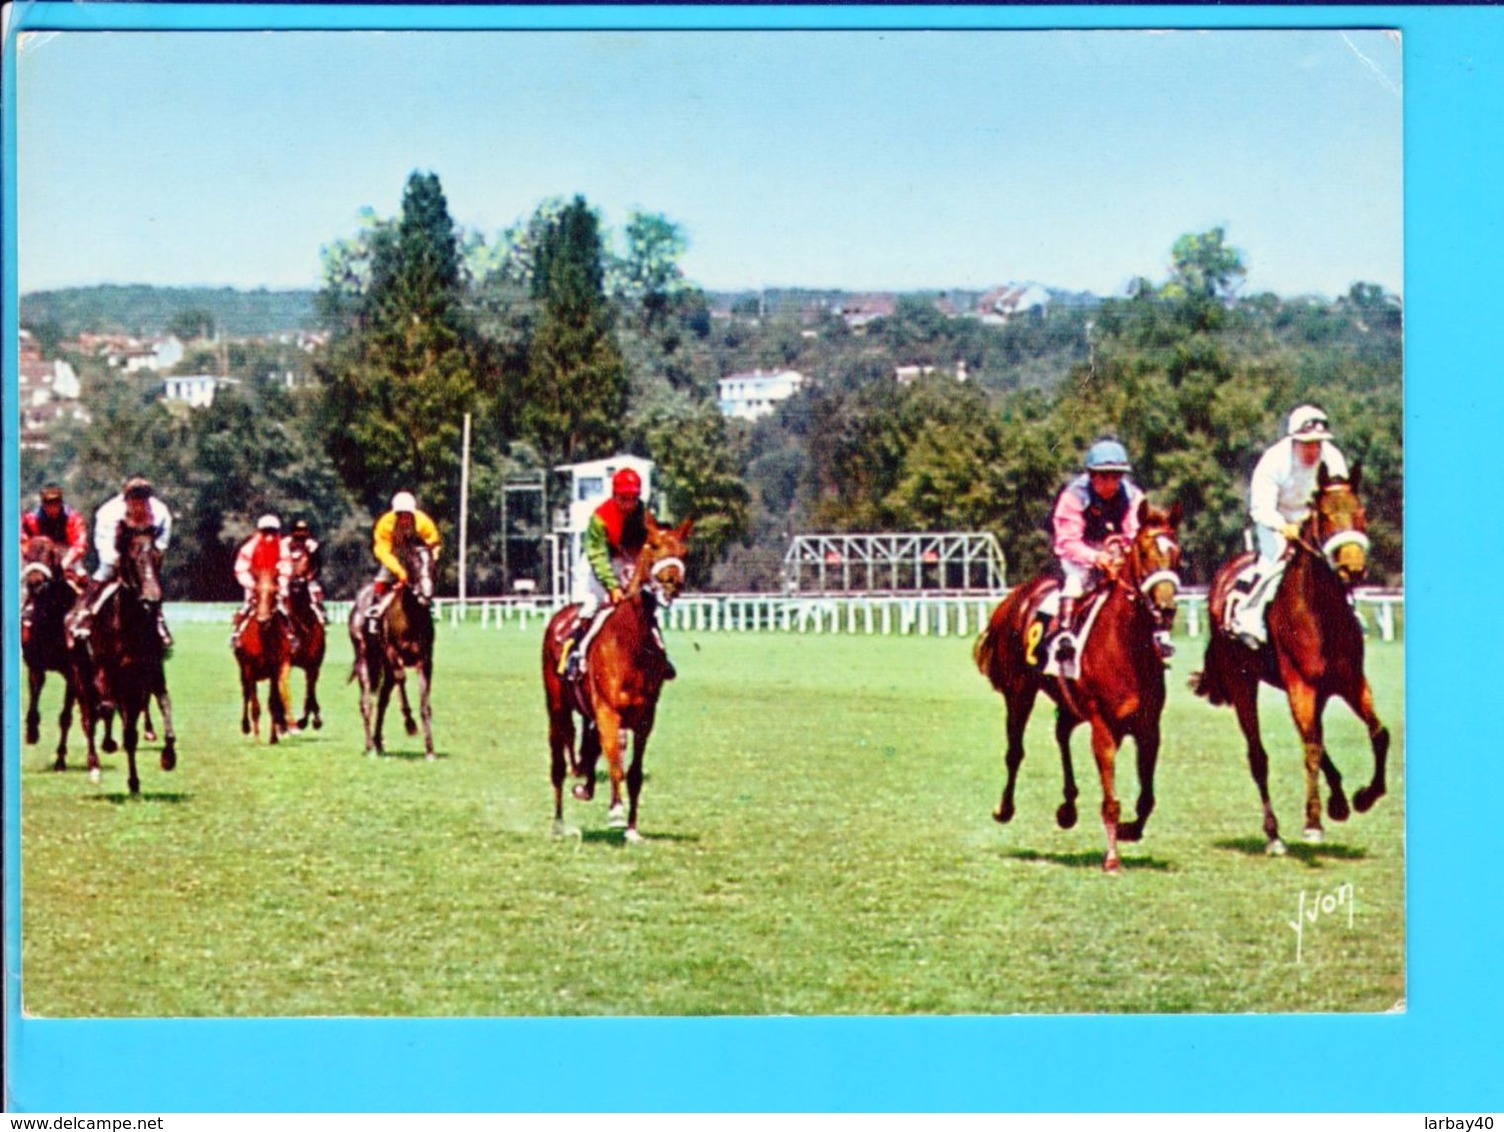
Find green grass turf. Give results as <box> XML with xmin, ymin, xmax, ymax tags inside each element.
<box><xmin>17</xmin><ymin>617</ymin><xmax>1404</xmax><ymax>1016</ymax></box>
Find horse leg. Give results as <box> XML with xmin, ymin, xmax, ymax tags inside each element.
<box><xmin>1116</xmin><ymin>720</ymin><xmax>1159</xmax><ymax>843</ymax></box>
<box><xmin>56</xmin><ymin>677</ymin><xmax>75</xmax><ymax>771</ymax></box>
<box><xmin>1087</xmin><ymin>714</ymin><xmax>1123</xmax><ymax>873</ymax></box>
<box><xmin>373</xmin><ymin>670</ymin><xmax>397</xmax><ymax>756</ymax></box>
<box><xmin>572</xmin><ymin>722</ymin><xmax>601</xmax><ymax>801</ymax></box>
<box><xmin>624</xmin><ymin>712</ymin><xmax>655</xmax><ymax>844</ymax></box>
<box><xmin>1229</xmin><ymin>675</ymin><xmax>1282</xmax><ymax>853</ymax></box>
<box><xmin>241</xmin><ymin>669</ymin><xmax>256</xmax><ymax>737</ymax></box>
<box><xmin>991</xmin><ymin>684</ymin><xmax>1036</xmax><ymax>825</ymax></box>
<box><xmin>414</xmin><ymin>661</ymin><xmax>435</xmax><ymax>761</ymax></box>
<box><xmin>124</xmin><ymin>700</ymin><xmax>142</xmax><ymax>796</ymax></box>
<box><xmin>1316</xmin><ymin>690</ymin><xmax>1351</xmax><ymax>822</ymax></box>
<box><xmin>27</xmin><ymin>667</ymin><xmax>44</xmax><ymax>748</ymax></box>
<box><xmin>301</xmin><ymin>666</ymin><xmax>322</xmax><ymax>731</ymax></box>
<box><xmin>1346</xmin><ymin>677</ymin><xmax>1391</xmax><ymax>813</ymax></box>
<box><xmin>155</xmin><ymin>685</ymin><xmax>176</xmax><ymax>770</ymax></box>
<box><xmin>1055</xmin><ymin>708</ymin><xmax>1082</xmax><ymax>830</ymax></box>
<box><xmin>549</xmin><ymin>705</ymin><xmax>575</xmax><ymax>828</ymax></box>
<box><xmin>595</xmin><ymin>711</ymin><xmax>628</xmax><ymax>829</ymax></box>
<box><xmin>398</xmin><ymin>680</ymin><xmax>418</xmax><ymax>737</ymax></box>
<box><xmin>142</xmin><ymin>700</ymin><xmax>157</xmax><ymax>744</ymax></box>
<box><xmin>1286</xmin><ymin>679</ymin><xmax>1326</xmax><ymax>842</ymax></box>
<box><xmin>74</xmin><ymin>660</ymin><xmax>101</xmax><ymax>783</ymax></box>
<box><xmin>270</xmin><ymin>662</ymin><xmax>292</xmax><ymax>742</ymax></box>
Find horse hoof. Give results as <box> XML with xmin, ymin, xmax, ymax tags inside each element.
<box><xmin>992</xmin><ymin>803</ymin><xmax>1013</xmax><ymax>825</ymax></box>
<box><xmin>26</xmin><ymin>726</ymin><xmax>40</xmax><ymax>746</ymax></box>
<box><xmin>607</xmin><ymin>805</ymin><xmax>628</xmax><ymax>829</ymax></box>
<box><xmin>241</xmin><ymin>722</ymin><xmax>251</xmax><ymax>735</ymax></box>
<box><xmin>1328</xmin><ymin>793</ymin><xmax>1351</xmax><ymax>822</ymax></box>
<box><xmin>89</xmin><ymin>768</ymin><xmax>101</xmax><ymax>785</ymax></box>
<box><xmin>1266</xmin><ymin>838</ymin><xmax>1287</xmax><ymax>857</ymax></box>
<box><xmin>1116</xmin><ymin>821</ymin><xmax>1143</xmax><ymax>843</ymax></box>
<box><xmin>161</xmin><ymin>749</ymin><xmax>176</xmax><ymax>772</ymax></box>
<box><xmin>1354</xmin><ymin>786</ymin><xmax>1380</xmax><ymax>813</ymax></box>
<box><xmin>624</xmin><ymin>828</ymin><xmax>644</xmax><ymax>844</ymax></box>
<box><xmin>1056</xmin><ymin>803</ymin><xmax>1078</xmax><ymax>830</ymax></box>
<box><xmin>144</xmin><ymin>728</ymin><xmax>157</xmax><ymax>743</ymax></box>
<box><xmin>313</xmin><ymin>718</ymin><xmax>323</xmax><ymax>731</ymax></box>
<box><xmin>1302</xmin><ymin>827</ymin><xmax>1324</xmax><ymax>844</ymax></box>
<box><xmin>405</xmin><ymin>719</ymin><xmax>419</xmax><ymax>737</ymax></box>
<box><xmin>1102</xmin><ymin>857</ymin><xmax>1121</xmax><ymax>874</ymax></box>
<box><xmin>425</xmin><ymin>752</ymin><xmax>436</xmax><ymax>762</ymax></box>
<box><xmin>103</xmin><ymin>739</ymin><xmax>118</xmax><ymax>754</ymax></box>
<box><xmin>572</xmin><ymin>783</ymin><xmax>594</xmax><ymax>802</ymax></box>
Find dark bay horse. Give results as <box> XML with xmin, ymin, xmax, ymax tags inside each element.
<box><xmin>349</xmin><ymin>534</ymin><xmax>436</xmax><ymax>758</ymax></box>
<box><xmin>975</xmin><ymin>501</ymin><xmax>1183</xmax><ymax>872</ymax></box>
<box><xmin>542</xmin><ymin>516</ymin><xmax>693</xmax><ymax>842</ymax></box>
<box><xmin>233</xmin><ymin>566</ymin><xmax>293</xmax><ymax>743</ymax></box>
<box><xmin>286</xmin><ymin>561</ymin><xmax>326</xmax><ymax>731</ymax></box>
<box><xmin>90</xmin><ymin>528</ymin><xmax>177</xmax><ymax>795</ymax></box>
<box><xmin>1193</xmin><ymin>464</ymin><xmax>1390</xmax><ymax>853</ymax></box>
<box><xmin>22</xmin><ymin>537</ymin><xmax>99</xmax><ymax>778</ymax></box>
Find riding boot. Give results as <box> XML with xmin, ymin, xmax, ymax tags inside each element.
<box><xmin>279</xmin><ymin>598</ymin><xmax>302</xmax><ymax>654</ymax></box>
<box><xmin>559</xmin><ymin>623</ymin><xmax>588</xmax><ymax>680</ymax></box>
<box><xmin>68</xmin><ymin>579</ymin><xmax>101</xmax><ymax>642</ymax></box>
<box><xmin>1049</xmin><ymin>596</ymin><xmax>1079</xmax><ymax>678</ymax></box>
<box><xmin>651</xmin><ymin>626</ymin><xmax>677</xmax><ymax>681</ymax></box>
<box><xmin>365</xmin><ymin>585</ymin><xmax>385</xmax><ymax>639</ymax></box>
<box><xmin>230</xmin><ymin>607</ymin><xmax>247</xmax><ymax>648</ymax></box>
<box><xmin>156</xmin><ymin>608</ymin><xmax>174</xmax><ymax>650</ymax></box>
<box><xmin>1154</xmin><ymin>629</ymin><xmax>1176</xmax><ymax>662</ymax></box>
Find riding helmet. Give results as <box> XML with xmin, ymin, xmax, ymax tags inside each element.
<box><xmin>1287</xmin><ymin>404</ymin><xmax>1333</xmax><ymax>441</ymax></box>
<box><xmin>39</xmin><ymin>484</ymin><xmax>64</xmax><ymax>504</ymax></box>
<box><xmin>391</xmin><ymin>491</ymin><xmax>418</xmax><ymax>514</ymax></box>
<box><xmin>122</xmin><ymin>475</ymin><xmax>153</xmax><ymax>500</ymax></box>
<box><xmin>1083</xmin><ymin>439</ymin><xmax>1132</xmax><ymax>473</ymax></box>
<box><xmin>612</xmin><ymin>467</ymin><xmax>642</xmax><ymax>497</ymax></box>
<box><xmin>257</xmin><ymin>514</ymin><xmax>282</xmax><ymax>532</ymax></box>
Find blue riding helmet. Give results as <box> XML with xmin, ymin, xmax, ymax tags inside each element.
<box><xmin>1083</xmin><ymin>439</ymin><xmax>1132</xmax><ymax>473</ymax></box>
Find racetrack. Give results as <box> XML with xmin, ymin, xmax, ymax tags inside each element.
<box><xmin>18</xmin><ymin>617</ymin><xmax>1404</xmax><ymax>1016</ymax></box>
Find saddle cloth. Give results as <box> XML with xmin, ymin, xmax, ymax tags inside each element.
<box><xmin>1024</xmin><ymin>585</ymin><xmax>1108</xmax><ymax>676</ymax></box>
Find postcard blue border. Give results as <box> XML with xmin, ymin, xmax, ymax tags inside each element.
<box><xmin>5</xmin><ymin>3</ymin><xmax>1501</xmax><ymax>1113</ymax></box>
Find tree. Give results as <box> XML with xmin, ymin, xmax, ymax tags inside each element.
<box><xmin>609</xmin><ymin>211</ymin><xmax>689</xmax><ymax>331</ymax></box>
<box><xmin>520</xmin><ymin>196</ymin><xmax>628</xmax><ymax>470</ymax></box>
<box><xmin>318</xmin><ymin>172</ymin><xmax>489</xmax><ymax>526</ymax></box>
<box><xmin>167</xmin><ymin>308</ymin><xmax>215</xmax><ymax>343</ymax></box>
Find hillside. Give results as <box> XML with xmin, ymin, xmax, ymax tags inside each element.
<box><xmin>19</xmin><ymin>284</ymin><xmax>320</xmax><ymax>339</ymax></box>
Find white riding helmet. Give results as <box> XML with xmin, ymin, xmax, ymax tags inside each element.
<box><xmin>257</xmin><ymin>514</ymin><xmax>281</xmax><ymax>532</ymax></box>
<box><xmin>391</xmin><ymin>491</ymin><xmax>417</xmax><ymax>514</ymax></box>
<box><xmin>1287</xmin><ymin>405</ymin><xmax>1333</xmax><ymax>441</ymax></box>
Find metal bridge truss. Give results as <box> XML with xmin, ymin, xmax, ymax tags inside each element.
<box><xmin>782</xmin><ymin>532</ymin><xmax>1006</xmax><ymax>594</ymax></box>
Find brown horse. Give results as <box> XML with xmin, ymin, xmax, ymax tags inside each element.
<box><xmin>90</xmin><ymin>527</ymin><xmax>177</xmax><ymax>795</ymax></box>
<box><xmin>541</xmin><ymin>516</ymin><xmax>692</xmax><ymax>842</ymax></box>
<box><xmin>233</xmin><ymin>566</ymin><xmax>293</xmax><ymax>743</ymax></box>
<box><xmin>21</xmin><ymin>537</ymin><xmax>99</xmax><ymax>778</ymax></box>
<box><xmin>975</xmin><ymin>501</ymin><xmax>1183</xmax><ymax>872</ymax></box>
<box><xmin>286</xmin><ymin>560</ymin><xmax>326</xmax><ymax>731</ymax></box>
<box><xmin>1193</xmin><ymin>464</ymin><xmax>1389</xmax><ymax>853</ymax></box>
<box><xmin>349</xmin><ymin>532</ymin><xmax>436</xmax><ymax>758</ymax></box>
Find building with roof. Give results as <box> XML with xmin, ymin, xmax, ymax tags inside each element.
<box><xmin>717</xmin><ymin>368</ymin><xmax>806</xmax><ymax>420</ymax></box>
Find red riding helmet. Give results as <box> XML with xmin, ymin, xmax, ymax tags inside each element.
<box><xmin>612</xmin><ymin>468</ymin><xmax>642</xmax><ymax>497</ymax></box>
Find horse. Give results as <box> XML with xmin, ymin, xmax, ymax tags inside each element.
<box><xmin>349</xmin><ymin>532</ymin><xmax>436</xmax><ymax>758</ymax></box>
<box><xmin>21</xmin><ymin>537</ymin><xmax>100</xmax><ymax>779</ymax></box>
<box><xmin>541</xmin><ymin>516</ymin><xmax>693</xmax><ymax>842</ymax></box>
<box><xmin>286</xmin><ymin>557</ymin><xmax>326</xmax><ymax>731</ymax></box>
<box><xmin>89</xmin><ymin>527</ymin><xmax>177</xmax><ymax>795</ymax></box>
<box><xmin>1192</xmin><ymin>463</ymin><xmax>1390</xmax><ymax>853</ymax></box>
<box><xmin>233</xmin><ymin>565</ymin><xmax>294</xmax><ymax>743</ymax></box>
<box><xmin>975</xmin><ymin>501</ymin><xmax>1184</xmax><ymax>872</ymax></box>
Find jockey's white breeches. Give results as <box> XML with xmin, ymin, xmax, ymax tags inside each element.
<box><xmin>1254</xmin><ymin>524</ymin><xmax>1289</xmax><ymax>570</ymax></box>
<box><xmin>1059</xmin><ymin>560</ymin><xmax>1097</xmax><ymax>599</ymax></box>
<box><xmin>571</xmin><ymin>554</ymin><xmax>634</xmax><ymax>620</ymax></box>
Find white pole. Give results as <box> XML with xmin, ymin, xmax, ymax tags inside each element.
<box><xmin>459</xmin><ymin>412</ymin><xmax>471</xmax><ymax>609</ymax></box>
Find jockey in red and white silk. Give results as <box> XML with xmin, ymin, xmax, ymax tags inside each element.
<box><xmin>21</xmin><ymin>484</ymin><xmax>89</xmax><ymax>580</ymax></box>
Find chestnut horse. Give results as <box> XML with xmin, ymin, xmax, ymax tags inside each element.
<box><xmin>975</xmin><ymin>501</ymin><xmax>1183</xmax><ymax>872</ymax></box>
<box><xmin>286</xmin><ymin>559</ymin><xmax>326</xmax><ymax>731</ymax></box>
<box><xmin>1193</xmin><ymin>464</ymin><xmax>1390</xmax><ymax>853</ymax></box>
<box><xmin>22</xmin><ymin>536</ymin><xmax>99</xmax><ymax>778</ymax></box>
<box><xmin>349</xmin><ymin>533</ymin><xmax>436</xmax><ymax>758</ymax></box>
<box><xmin>541</xmin><ymin>516</ymin><xmax>692</xmax><ymax>842</ymax></box>
<box><xmin>233</xmin><ymin>566</ymin><xmax>293</xmax><ymax>743</ymax></box>
<box><xmin>89</xmin><ymin>527</ymin><xmax>177</xmax><ymax>795</ymax></box>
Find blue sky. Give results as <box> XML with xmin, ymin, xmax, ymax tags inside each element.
<box><xmin>15</xmin><ymin>28</ymin><xmax>1401</xmax><ymax>298</ymax></box>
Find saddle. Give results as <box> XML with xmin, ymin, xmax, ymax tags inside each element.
<box><xmin>1021</xmin><ymin>582</ymin><xmax>1109</xmax><ymax>679</ymax></box>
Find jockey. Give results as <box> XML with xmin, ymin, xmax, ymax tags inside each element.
<box><xmin>557</xmin><ymin>466</ymin><xmax>673</xmax><ymax>681</ymax></box>
<box><xmin>285</xmin><ymin>518</ymin><xmax>329</xmax><ymax>624</ymax></box>
<box><xmin>363</xmin><ymin>491</ymin><xmax>442</xmax><ymax>637</ymax></box>
<box><xmin>21</xmin><ymin>483</ymin><xmax>89</xmax><ymax>583</ymax></box>
<box><xmin>1229</xmin><ymin>404</ymin><xmax>1351</xmax><ymax>647</ymax></box>
<box><xmin>73</xmin><ymin>475</ymin><xmax>174</xmax><ymax>648</ymax></box>
<box><xmin>1047</xmin><ymin>439</ymin><xmax>1171</xmax><ymax>674</ymax></box>
<box><xmin>231</xmin><ymin>514</ymin><xmax>298</xmax><ymax>650</ymax></box>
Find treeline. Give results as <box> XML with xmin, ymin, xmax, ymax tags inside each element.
<box><xmin>18</xmin><ymin>176</ymin><xmax>1402</xmax><ymax>600</ymax></box>
<box><xmin>20</xmin><ymin>284</ymin><xmax>319</xmax><ymax>343</ymax></box>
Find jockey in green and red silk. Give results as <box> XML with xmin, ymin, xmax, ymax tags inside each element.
<box><xmin>21</xmin><ymin>483</ymin><xmax>89</xmax><ymax>583</ymax></box>
<box><xmin>557</xmin><ymin>466</ymin><xmax>665</xmax><ymax>679</ymax></box>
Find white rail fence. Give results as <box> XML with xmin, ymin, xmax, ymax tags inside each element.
<box><xmin>216</xmin><ymin>588</ymin><xmax>1403</xmax><ymax>643</ymax></box>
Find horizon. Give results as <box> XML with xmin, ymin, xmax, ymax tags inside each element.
<box><xmin>17</xmin><ymin>29</ymin><xmax>1401</xmax><ymax>299</ymax></box>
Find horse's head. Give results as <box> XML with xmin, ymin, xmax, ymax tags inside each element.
<box><xmin>252</xmin><ymin>567</ymin><xmax>280</xmax><ymax>623</ymax></box>
<box><xmin>117</xmin><ymin>526</ymin><xmax>164</xmax><ymax>604</ymax></box>
<box><xmin>1126</xmin><ymin>499</ymin><xmax>1184</xmax><ymax>629</ymax></box>
<box><xmin>395</xmin><ymin>531</ymin><xmax>435</xmax><ymax>606</ymax></box>
<box><xmin>1305</xmin><ymin>462</ymin><xmax>1369</xmax><ymax>586</ymax></box>
<box><xmin>633</xmin><ymin>516</ymin><xmax>694</xmax><ymax>606</ymax></box>
<box><xmin>21</xmin><ymin>536</ymin><xmax>63</xmax><ymax>605</ymax></box>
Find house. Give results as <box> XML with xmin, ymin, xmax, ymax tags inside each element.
<box><xmin>161</xmin><ymin>373</ymin><xmax>241</xmax><ymax>408</ymax></box>
<box><xmin>717</xmin><ymin>369</ymin><xmax>806</xmax><ymax>421</ymax></box>
<box><xmin>835</xmin><ymin>294</ymin><xmax>896</xmax><ymax>330</ymax></box>
<box><xmin>976</xmin><ymin>283</ymin><xmax>1051</xmax><ymax>324</ymax></box>
<box><xmin>895</xmin><ymin>359</ymin><xmax>968</xmax><ymax>385</ymax></box>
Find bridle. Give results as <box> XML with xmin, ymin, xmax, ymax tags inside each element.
<box><xmin>1113</xmin><ymin>523</ymin><xmax>1183</xmax><ymax>632</ymax></box>
<box><xmin>1298</xmin><ymin>481</ymin><xmax>1370</xmax><ymax>582</ymax></box>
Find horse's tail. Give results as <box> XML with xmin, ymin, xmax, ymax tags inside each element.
<box><xmin>974</xmin><ymin>588</ymin><xmax>1025</xmax><ymax>693</ymax></box>
<box><xmin>1188</xmin><ymin>644</ymin><xmax>1232</xmax><ymax>706</ymax></box>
